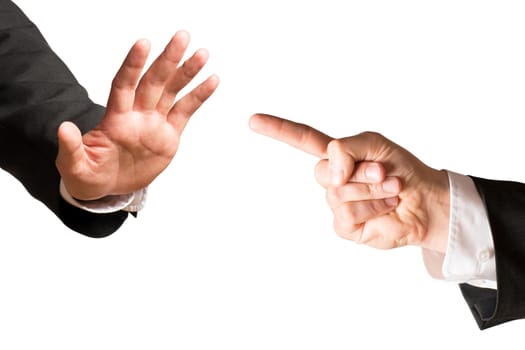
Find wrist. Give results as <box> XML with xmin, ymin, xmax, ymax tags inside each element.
<box><xmin>60</xmin><ymin>179</ymin><xmax>105</xmax><ymax>201</ymax></box>
<box><xmin>60</xmin><ymin>179</ymin><xmax>146</xmax><ymax>213</ymax></box>
<box><xmin>420</xmin><ymin>169</ymin><xmax>450</xmax><ymax>253</ymax></box>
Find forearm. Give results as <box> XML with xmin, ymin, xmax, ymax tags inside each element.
<box><xmin>0</xmin><ymin>0</ymin><xmax>128</xmax><ymax>236</ymax></box>
<box><xmin>464</xmin><ymin>176</ymin><xmax>525</xmax><ymax>329</ymax></box>
<box><xmin>422</xmin><ymin>171</ymin><xmax>496</xmax><ymax>285</ymax></box>
<box><xmin>421</xmin><ymin>172</ymin><xmax>525</xmax><ymax>329</ymax></box>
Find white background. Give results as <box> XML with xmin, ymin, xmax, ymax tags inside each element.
<box><xmin>1</xmin><ymin>0</ymin><xmax>525</xmax><ymax>348</ymax></box>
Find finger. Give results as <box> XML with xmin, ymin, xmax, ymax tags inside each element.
<box><xmin>107</xmin><ymin>39</ymin><xmax>151</xmax><ymax>113</ymax></box>
<box><xmin>325</xmin><ymin>177</ymin><xmax>402</xmax><ymax>208</ymax></box>
<box><xmin>249</xmin><ymin>113</ymin><xmax>333</xmax><ymax>158</ymax></box>
<box><xmin>56</xmin><ymin>121</ymin><xmax>85</xmax><ymax>176</ymax></box>
<box><xmin>350</xmin><ymin>162</ymin><xmax>385</xmax><ymax>183</ymax></box>
<box><xmin>157</xmin><ymin>48</ymin><xmax>209</xmax><ymax>115</ymax></box>
<box><xmin>360</xmin><ymin>216</ymin><xmax>409</xmax><ymax>249</ymax></box>
<box><xmin>315</xmin><ymin>160</ymin><xmax>386</xmax><ymax>188</ymax></box>
<box><xmin>134</xmin><ymin>31</ymin><xmax>190</xmax><ymax>111</ymax></box>
<box><xmin>168</xmin><ymin>74</ymin><xmax>220</xmax><ymax>133</ymax></box>
<box><xmin>327</xmin><ymin>139</ymin><xmax>356</xmax><ymax>187</ymax></box>
<box><xmin>332</xmin><ymin>197</ymin><xmax>399</xmax><ymax>241</ymax></box>
<box><xmin>336</xmin><ymin>131</ymin><xmax>393</xmax><ymax>166</ymax></box>
<box><xmin>314</xmin><ymin>159</ymin><xmax>329</xmax><ymax>187</ymax></box>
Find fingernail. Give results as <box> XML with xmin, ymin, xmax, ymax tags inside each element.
<box><xmin>382</xmin><ymin>178</ymin><xmax>400</xmax><ymax>194</ymax></box>
<box><xmin>365</xmin><ymin>164</ymin><xmax>381</xmax><ymax>182</ymax></box>
<box><xmin>384</xmin><ymin>197</ymin><xmax>399</xmax><ymax>207</ymax></box>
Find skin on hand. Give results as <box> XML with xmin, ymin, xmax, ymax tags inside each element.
<box><xmin>249</xmin><ymin>113</ymin><xmax>450</xmax><ymax>253</ymax></box>
<box><xmin>56</xmin><ymin>31</ymin><xmax>219</xmax><ymax>200</ymax></box>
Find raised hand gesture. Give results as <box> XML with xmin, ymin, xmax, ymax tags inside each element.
<box><xmin>56</xmin><ymin>31</ymin><xmax>219</xmax><ymax>200</ymax></box>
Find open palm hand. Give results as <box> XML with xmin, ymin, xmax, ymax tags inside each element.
<box><xmin>56</xmin><ymin>31</ymin><xmax>219</xmax><ymax>200</ymax></box>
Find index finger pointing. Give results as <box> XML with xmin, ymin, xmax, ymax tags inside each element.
<box><xmin>249</xmin><ymin>113</ymin><xmax>333</xmax><ymax>158</ymax></box>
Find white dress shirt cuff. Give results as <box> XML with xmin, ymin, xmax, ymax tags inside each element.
<box><xmin>422</xmin><ymin>171</ymin><xmax>496</xmax><ymax>289</ymax></box>
<box><xmin>59</xmin><ymin>179</ymin><xmax>147</xmax><ymax>214</ymax></box>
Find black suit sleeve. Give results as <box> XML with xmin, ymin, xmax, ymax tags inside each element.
<box><xmin>0</xmin><ymin>0</ymin><xmax>128</xmax><ymax>237</ymax></box>
<box><xmin>459</xmin><ymin>176</ymin><xmax>525</xmax><ymax>329</ymax></box>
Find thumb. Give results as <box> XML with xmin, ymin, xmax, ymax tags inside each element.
<box><xmin>56</xmin><ymin>121</ymin><xmax>84</xmax><ymax>175</ymax></box>
<box><xmin>327</xmin><ymin>132</ymin><xmax>390</xmax><ymax>186</ymax></box>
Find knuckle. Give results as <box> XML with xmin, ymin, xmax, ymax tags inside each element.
<box><xmin>360</xmin><ymin>131</ymin><xmax>383</xmax><ymax>140</ymax></box>
<box><xmin>362</xmin><ymin>183</ymin><xmax>373</xmax><ymax>197</ymax></box>
<box><xmin>333</xmin><ymin>218</ymin><xmax>348</xmax><ymax>238</ymax></box>
<box><xmin>325</xmin><ymin>188</ymin><xmax>340</xmax><ymax>205</ymax></box>
<box><xmin>314</xmin><ymin>160</ymin><xmax>328</xmax><ymax>186</ymax></box>
<box><xmin>369</xmin><ymin>199</ymin><xmax>388</xmax><ymax>214</ymax></box>
<box><xmin>327</xmin><ymin>138</ymin><xmax>344</xmax><ymax>152</ymax></box>
<box><xmin>394</xmin><ymin>237</ymin><xmax>408</xmax><ymax>248</ymax></box>
<box><xmin>333</xmin><ymin>218</ymin><xmax>361</xmax><ymax>242</ymax></box>
<box><xmin>297</xmin><ymin>124</ymin><xmax>315</xmax><ymax>150</ymax></box>
<box><xmin>181</xmin><ymin>61</ymin><xmax>195</xmax><ymax>79</ymax></box>
<box><xmin>369</xmin><ymin>183</ymin><xmax>384</xmax><ymax>197</ymax></box>
<box><xmin>110</xmin><ymin>77</ymin><xmax>129</xmax><ymax>91</ymax></box>
<box><xmin>143</xmin><ymin>75</ymin><xmax>164</xmax><ymax>88</ymax></box>
<box><xmin>161</xmin><ymin>47</ymin><xmax>183</xmax><ymax>65</ymax></box>
<box><xmin>339</xmin><ymin>205</ymin><xmax>358</xmax><ymax>226</ymax></box>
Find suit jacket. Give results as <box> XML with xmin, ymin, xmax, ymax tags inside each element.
<box><xmin>0</xmin><ymin>0</ymin><xmax>128</xmax><ymax>237</ymax></box>
<box><xmin>460</xmin><ymin>176</ymin><xmax>525</xmax><ymax>329</ymax></box>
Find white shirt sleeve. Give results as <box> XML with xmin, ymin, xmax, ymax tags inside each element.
<box><xmin>59</xmin><ymin>179</ymin><xmax>147</xmax><ymax>214</ymax></box>
<box><xmin>422</xmin><ymin>171</ymin><xmax>496</xmax><ymax>289</ymax></box>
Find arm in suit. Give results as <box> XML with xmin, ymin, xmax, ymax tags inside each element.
<box><xmin>0</xmin><ymin>0</ymin><xmax>219</xmax><ymax>237</ymax></box>
<box><xmin>248</xmin><ymin>113</ymin><xmax>521</xmax><ymax>329</ymax></box>
<box><xmin>459</xmin><ymin>176</ymin><xmax>525</xmax><ymax>329</ymax></box>
<box><xmin>0</xmin><ymin>0</ymin><xmax>128</xmax><ymax>237</ymax></box>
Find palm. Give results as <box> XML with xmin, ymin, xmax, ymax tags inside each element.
<box><xmin>323</xmin><ymin>133</ymin><xmax>448</xmax><ymax>250</ymax></box>
<box><xmin>56</xmin><ymin>32</ymin><xmax>219</xmax><ymax>200</ymax></box>
<box><xmin>80</xmin><ymin>109</ymin><xmax>180</xmax><ymax>194</ymax></box>
<box><xmin>369</xmin><ymin>138</ymin><xmax>448</xmax><ymax>251</ymax></box>
<box><xmin>355</xmin><ymin>140</ymin><xmax>436</xmax><ymax>248</ymax></box>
